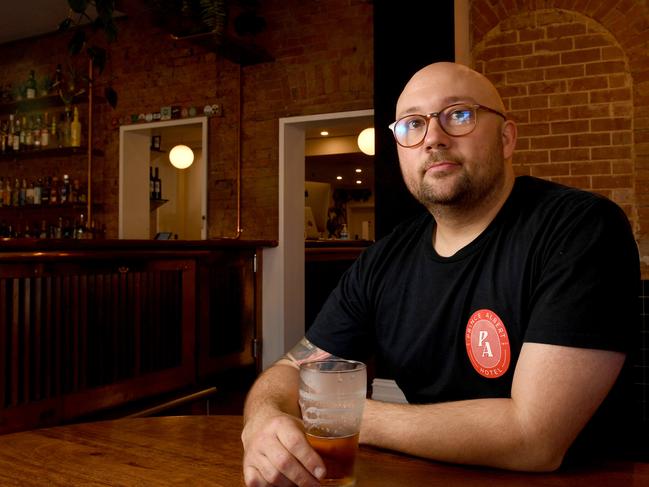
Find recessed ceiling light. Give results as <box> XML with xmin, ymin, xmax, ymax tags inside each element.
<box><xmin>320</xmin><ymin>131</ymin><xmax>329</xmax><ymax>136</ymax></box>
<box><xmin>336</xmin><ymin>176</ymin><xmax>343</xmax><ymax>180</ymax></box>
<box><xmin>355</xmin><ymin>168</ymin><xmax>362</xmax><ymax>173</ymax></box>
<box><xmin>356</xmin><ymin>180</ymin><xmax>362</xmax><ymax>184</ymax></box>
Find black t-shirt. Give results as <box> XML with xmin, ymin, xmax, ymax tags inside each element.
<box><xmin>306</xmin><ymin>176</ymin><xmax>639</xmax><ymax>458</ymax></box>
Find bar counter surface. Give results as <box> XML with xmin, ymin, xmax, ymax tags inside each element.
<box><xmin>0</xmin><ymin>415</ymin><xmax>645</xmax><ymax>486</ymax></box>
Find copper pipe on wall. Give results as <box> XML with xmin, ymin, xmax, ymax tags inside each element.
<box><xmin>87</xmin><ymin>58</ymin><xmax>93</xmax><ymax>225</ymax></box>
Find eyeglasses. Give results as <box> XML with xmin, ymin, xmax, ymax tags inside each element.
<box><xmin>388</xmin><ymin>103</ymin><xmax>507</xmax><ymax>148</ymax></box>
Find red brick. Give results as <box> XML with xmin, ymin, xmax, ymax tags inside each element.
<box><xmin>485</xmin><ymin>31</ymin><xmax>519</xmax><ymax>46</ymax></box>
<box><xmin>601</xmin><ymin>46</ymin><xmax>625</xmax><ymax>60</ymax></box>
<box><xmin>565</xmin><ymin>76</ymin><xmax>608</xmax><ymax>91</ymax></box>
<box><xmin>590</xmin><ymin>117</ymin><xmax>632</xmax><ymax>131</ymax></box>
<box><xmin>546</xmin><ymin>22</ymin><xmax>587</xmax><ymax>38</ymax></box>
<box><xmin>517</xmin><ymin>122</ymin><xmax>551</xmax><ymax>137</ymax></box>
<box><xmin>551</xmin><ymin>120</ymin><xmax>590</xmax><ymax>134</ymax></box>
<box><xmin>570</xmin><ymin>133</ymin><xmax>611</xmax><ymax>146</ymax></box>
<box><xmin>535</xmin><ymin>38</ymin><xmax>574</xmax><ymax>52</ymax></box>
<box><xmin>545</xmin><ymin>64</ymin><xmax>585</xmax><ymax>79</ymax></box>
<box><xmin>549</xmin><ymin>92</ymin><xmax>589</xmax><ymax>107</ymax></box>
<box><xmin>531</xmin><ymin>107</ymin><xmax>571</xmax><ymax>122</ymax></box>
<box><xmin>589</xmin><ymin>88</ymin><xmax>632</xmax><ymax>103</ymax></box>
<box><xmin>481</xmin><ymin>43</ymin><xmax>534</xmax><ymax>60</ymax></box>
<box><xmin>612</xmin><ymin>161</ymin><xmax>633</xmax><ymax>174</ymax></box>
<box><xmin>510</xmin><ymin>95</ymin><xmax>549</xmax><ymax>109</ymax></box>
<box><xmin>561</xmin><ymin>48</ymin><xmax>602</xmax><ymax>64</ymax></box>
<box><xmin>515</xmin><ymin>137</ymin><xmax>531</xmax><ymax>150</ymax></box>
<box><xmin>523</xmin><ymin>53</ymin><xmax>561</xmax><ymax>68</ymax></box>
<box><xmin>550</xmin><ymin>148</ymin><xmax>591</xmax><ymax>162</ymax></box>
<box><xmin>531</xmin><ymin>163</ymin><xmax>571</xmax><ymax>177</ymax></box>
<box><xmin>514</xmin><ymin>150</ymin><xmax>549</xmax><ymax>164</ymax></box>
<box><xmin>591</xmin><ymin>175</ymin><xmax>633</xmax><ymax>188</ymax></box>
<box><xmin>552</xmin><ymin>175</ymin><xmax>592</xmax><ymax>188</ymax></box>
<box><xmin>531</xmin><ymin>135</ymin><xmax>570</xmax><ymax>149</ymax></box>
<box><xmin>570</xmin><ymin>104</ymin><xmax>610</xmax><ymax>119</ymax></box>
<box><xmin>570</xmin><ymin>161</ymin><xmax>611</xmax><ymax>175</ymax></box>
<box><xmin>485</xmin><ymin>58</ymin><xmax>523</xmax><ymax>73</ymax></box>
<box><xmin>586</xmin><ymin>61</ymin><xmax>626</xmax><ymax>75</ymax></box>
<box><xmin>519</xmin><ymin>28</ymin><xmax>545</xmax><ymax>42</ymax></box>
<box><xmin>612</xmin><ymin>132</ymin><xmax>632</xmax><ymax>145</ymax></box>
<box><xmin>506</xmin><ymin>68</ymin><xmax>545</xmax><ymax>83</ymax></box>
<box><xmin>509</xmin><ymin>109</ymin><xmax>530</xmax><ymax>123</ymax></box>
<box><xmin>574</xmin><ymin>33</ymin><xmax>610</xmax><ymax>49</ymax></box>
<box><xmin>527</xmin><ymin>80</ymin><xmax>565</xmax><ymax>95</ymax></box>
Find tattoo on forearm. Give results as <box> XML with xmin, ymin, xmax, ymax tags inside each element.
<box><xmin>285</xmin><ymin>337</ymin><xmax>334</xmax><ymax>365</ymax></box>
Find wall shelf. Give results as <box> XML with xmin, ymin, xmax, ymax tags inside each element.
<box><xmin>0</xmin><ymin>146</ymin><xmax>103</xmax><ymax>162</ymax></box>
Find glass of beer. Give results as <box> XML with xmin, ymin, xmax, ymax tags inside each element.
<box><xmin>299</xmin><ymin>359</ymin><xmax>367</xmax><ymax>487</ymax></box>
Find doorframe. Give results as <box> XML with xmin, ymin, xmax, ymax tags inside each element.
<box><xmin>261</xmin><ymin>109</ymin><xmax>374</xmax><ymax>369</ymax></box>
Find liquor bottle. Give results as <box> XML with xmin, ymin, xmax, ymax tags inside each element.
<box><xmin>34</xmin><ymin>177</ymin><xmax>42</xmax><ymax>205</ymax></box>
<box><xmin>0</xmin><ymin>121</ymin><xmax>6</xmax><ymax>154</ymax></box>
<box><xmin>41</xmin><ymin>113</ymin><xmax>49</xmax><ymax>148</ymax></box>
<box><xmin>19</xmin><ymin>116</ymin><xmax>27</xmax><ymax>149</ymax></box>
<box><xmin>150</xmin><ymin>167</ymin><xmax>154</xmax><ymax>199</ymax></box>
<box><xmin>40</xmin><ymin>176</ymin><xmax>50</xmax><ymax>205</ymax></box>
<box><xmin>25</xmin><ymin>70</ymin><xmax>37</xmax><ymax>99</ymax></box>
<box><xmin>11</xmin><ymin>178</ymin><xmax>19</xmax><ymax>206</ymax></box>
<box><xmin>61</xmin><ymin>174</ymin><xmax>70</xmax><ymax>204</ymax></box>
<box><xmin>32</xmin><ymin>115</ymin><xmax>41</xmax><ymax>150</ymax></box>
<box><xmin>7</xmin><ymin>114</ymin><xmax>15</xmax><ymax>153</ymax></box>
<box><xmin>26</xmin><ymin>181</ymin><xmax>34</xmax><ymax>205</ymax></box>
<box><xmin>51</xmin><ymin>113</ymin><xmax>58</xmax><ymax>147</ymax></box>
<box><xmin>70</xmin><ymin>106</ymin><xmax>81</xmax><ymax>147</ymax></box>
<box><xmin>19</xmin><ymin>178</ymin><xmax>26</xmax><ymax>206</ymax></box>
<box><xmin>154</xmin><ymin>167</ymin><xmax>162</xmax><ymax>200</ymax></box>
<box><xmin>13</xmin><ymin>117</ymin><xmax>21</xmax><ymax>152</ymax></box>
<box><xmin>70</xmin><ymin>178</ymin><xmax>79</xmax><ymax>203</ymax></box>
<box><xmin>50</xmin><ymin>176</ymin><xmax>58</xmax><ymax>205</ymax></box>
<box><xmin>61</xmin><ymin>109</ymin><xmax>71</xmax><ymax>147</ymax></box>
<box><xmin>24</xmin><ymin>116</ymin><xmax>33</xmax><ymax>149</ymax></box>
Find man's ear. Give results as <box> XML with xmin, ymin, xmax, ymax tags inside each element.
<box><xmin>501</xmin><ymin>120</ymin><xmax>517</xmax><ymax>160</ymax></box>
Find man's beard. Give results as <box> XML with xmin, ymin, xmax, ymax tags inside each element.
<box><xmin>405</xmin><ymin>140</ymin><xmax>505</xmax><ymax>214</ymax></box>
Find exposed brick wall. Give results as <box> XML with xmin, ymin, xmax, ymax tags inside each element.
<box><xmin>470</xmin><ymin>0</ymin><xmax>649</xmax><ymax>278</ymax></box>
<box><xmin>0</xmin><ymin>0</ymin><xmax>373</xmax><ymax>241</ymax></box>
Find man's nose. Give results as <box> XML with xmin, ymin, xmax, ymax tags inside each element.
<box><xmin>423</xmin><ymin>117</ymin><xmax>451</xmax><ymax>149</ymax></box>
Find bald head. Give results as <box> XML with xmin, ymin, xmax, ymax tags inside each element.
<box><xmin>396</xmin><ymin>62</ymin><xmax>506</xmax><ymax>118</ymax></box>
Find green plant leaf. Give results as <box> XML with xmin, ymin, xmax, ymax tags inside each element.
<box><xmin>58</xmin><ymin>17</ymin><xmax>73</xmax><ymax>32</ymax></box>
<box><xmin>68</xmin><ymin>0</ymin><xmax>89</xmax><ymax>14</ymax></box>
<box><xmin>69</xmin><ymin>30</ymin><xmax>86</xmax><ymax>55</ymax></box>
<box><xmin>105</xmin><ymin>86</ymin><xmax>118</xmax><ymax>108</ymax></box>
<box><xmin>87</xmin><ymin>46</ymin><xmax>107</xmax><ymax>74</ymax></box>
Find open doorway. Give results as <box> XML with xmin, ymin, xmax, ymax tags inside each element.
<box><xmin>262</xmin><ymin>109</ymin><xmax>374</xmax><ymax>369</ymax></box>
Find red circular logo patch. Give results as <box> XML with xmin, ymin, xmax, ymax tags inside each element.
<box><xmin>465</xmin><ymin>309</ymin><xmax>511</xmax><ymax>379</ymax></box>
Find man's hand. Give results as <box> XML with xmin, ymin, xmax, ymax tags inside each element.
<box><xmin>242</xmin><ymin>412</ymin><xmax>325</xmax><ymax>487</ymax></box>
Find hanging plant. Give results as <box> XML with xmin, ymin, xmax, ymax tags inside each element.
<box><xmin>58</xmin><ymin>0</ymin><xmax>118</xmax><ymax>108</ymax></box>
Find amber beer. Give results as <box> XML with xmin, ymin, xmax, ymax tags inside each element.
<box><xmin>299</xmin><ymin>359</ymin><xmax>366</xmax><ymax>487</ymax></box>
<box><xmin>306</xmin><ymin>431</ymin><xmax>359</xmax><ymax>486</ymax></box>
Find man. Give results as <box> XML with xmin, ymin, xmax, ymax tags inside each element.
<box><xmin>241</xmin><ymin>62</ymin><xmax>639</xmax><ymax>486</ymax></box>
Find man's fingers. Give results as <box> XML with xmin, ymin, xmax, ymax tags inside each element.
<box><xmin>277</xmin><ymin>427</ymin><xmax>326</xmax><ymax>481</ymax></box>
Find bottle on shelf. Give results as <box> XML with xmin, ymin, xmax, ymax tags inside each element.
<box><xmin>34</xmin><ymin>178</ymin><xmax>42</xmax><ymax>205</ymax></box>
<box><xmin>25</xmin><ymin>70</ymin><xmax>37</xmax><ymax>99</ymax></box>
<box><xmin>3</xmin><ymin>178</ymin><xmax>11</xmax><ymax>206</ymax></box>
<box><xmin>24</xmin><ymin>116</ymin><xmax>33</xmax><ymax>149</ymax></box>
<box><xmin>150</xmin><ymin>167</ymin><xmax>154</xmax><ymax>199</ymax></box>
<box><xmin>32</xmin><ymin>115</ymin><xmax>41</xmax><ymax>150</ymax></box>
<box><xmin>154</xmin><ymin>167</ymin><xmax>162</xmax><ymax>200</ymax></box>
<box><xmin>70</xmin><ymin>106</ymin><xmax>81</xmax><ymax>147</ymax></box>
<box><xmin>26</xmin><ymin>180</ymin><xmax>34</xmax><ymax>205</ymax></box>
<box><xmin>51</xmin><ymin>64</ymin><xmax>63</xmax><ymax>93</ymax></box>
<box><xmin>7</xmin><ymin>114</ymin><xmax>15</xmax><ymax>153</ymax></box>
<box><xmin>40</xmin><ymin>176</ymin><xmax>50</xmax><ymax>205</ymax></box>
<box><xmin>50</xmin><ymin>176</ymin><xmax>58</xmax><ymax>205</ymax></box>
<box><xmin>61</xmin><ymin>174</ymin><xmax>70</xmax><ymax>204</ymax></box>
<box><xmin>12</xmin><ymin>116</ymin><xmax>20</xmax><ymax>152</ymax></box>
<box><xmin>41</xmin><ymin>113</ymin><xmax>49</xmax><ymax>148</ymax></box>
<box><xmin>11</xmin><ymin>178</ymin><xmax>19</xmax><ymax>207</ymax></box>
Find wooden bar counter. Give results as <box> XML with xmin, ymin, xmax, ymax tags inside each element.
<box><xmin>0</xmin><ymin>415</ymin><xmax>645</xmax><ymax>486</ymax></box>
<box><xmin>0</xmin><ymin>238</ymin><xmax>275</xmax><ymax>435</ymax></box>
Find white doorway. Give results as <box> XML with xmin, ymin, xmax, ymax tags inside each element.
<box><xmin>262</xmin><ymin>109</ymin><xmax>374</xmax><ymax>369</ymax></box>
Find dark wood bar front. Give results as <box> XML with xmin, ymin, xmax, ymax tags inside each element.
<box><xmin>0</xmin><ymin>238</ymin><xmax>275</xmax><ymax>435</ymax></box>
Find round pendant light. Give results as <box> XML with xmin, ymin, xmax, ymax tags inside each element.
<box><xmin>357</xmin><ymin>127</ymin><xmax>375</xmax><ymax>156</ymax></box>
<box><xmin>169</xmin><ymin>144</ymin><xmax>194</xmax><ymax>169</ymax></box>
